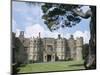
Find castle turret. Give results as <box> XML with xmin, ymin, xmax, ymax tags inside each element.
<box><xmin>56</xmin><ymin>34</ymin><xmax>66</xmax><ymax>60</ymax></box>
<box><xmin>28</xmin><ymin>32</ymin><xmax>43</xmax><ymax>63</ymax></box>
<box><xmin>70</xmin><ymin>35</ymin><xmax>74</xmax><ymax>39</ymax></box>
<box><xmin>28</xmin><ymin>37</ymin><xmax>34</xmax><ymax>63</ymax></box>
<box><xmin>75</xmin><ymin>37</ymin><xmax>83</xmax><ymax>61</ymax></box>
<box><xmin>19</xmin><ymin>31</ymin><xmax>24</xmax><ymax>38</ymax></box>
<box><xmin>58</xmin><ymin>34</ymin><xmax>61</xmax><ymax>39</ymax></box>
<box><xmin>68</xmin><ymin>35</ymin><xmax>76</xmax><ymax>60</ymax></box>
<box><xmin>39</xmin><ymin>32</ymin><xmax>41</xmax><ymax>38</ymax></box>
<box><xmin>19</xmin><ymin>31</ymin><xmax>24</xmax><ymax>42</ymax></box>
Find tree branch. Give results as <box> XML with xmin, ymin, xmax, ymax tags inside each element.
<box><xmin>72</xmin><ymin>8</ymin><xmax>92</xmax><ymax>19</ymax></box>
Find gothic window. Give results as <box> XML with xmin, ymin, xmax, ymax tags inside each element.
<box><xmin>45</xmin><ymin>56</ymin><xmax>46</xmax><ymax>59</ymax></box>
<box><xmin>47</xmin><ymin>45</ymin><xmax>53</xmax><ymax>51</ymax></box>
<box><xmin>34</xmin><ymin>40</ymin><xmax>36</xmax><ymax>43</ymax></box>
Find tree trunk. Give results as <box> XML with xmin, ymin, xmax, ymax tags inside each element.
<box><xmin>84</xmin><ymin>6</ymin><xmax>96</xmax><ymax>69</ymax></box>
<box><xmin>73</xmin><ymin>6</ymin><xmax>96</xmax><ymax>69</ymax></box>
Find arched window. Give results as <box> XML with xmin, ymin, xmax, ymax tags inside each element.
<box><xmin>47</xmin><ymin>45</ymin><xmax>53</xmax><ymax>51</ymax></box>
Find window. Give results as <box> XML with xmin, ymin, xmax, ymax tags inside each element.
<box><xmin>47</xmin><ymin>45</ymin><xmax>53</xmax><ymax>51</ymax></box>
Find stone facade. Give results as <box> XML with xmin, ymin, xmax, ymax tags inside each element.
<box><xmin>12</xmin><ymin>31</ymin><xmax>83</xmax><ymax>64</ymax></box>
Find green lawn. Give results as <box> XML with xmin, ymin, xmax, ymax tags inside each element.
<box><xmin>17</xmin><ymin>60</ymin><xmax>85</xmax><ymax>73</ymax></box>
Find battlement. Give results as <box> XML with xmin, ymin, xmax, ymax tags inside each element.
<box><xmin>15</xmin><ymin>31</ymin><xmax>83</xmax><ymax>63</ymax></box>
<box><xmin>76</xmin><ymin>37</ymin><xmax>83</xmax><ymax>47</ymax></box>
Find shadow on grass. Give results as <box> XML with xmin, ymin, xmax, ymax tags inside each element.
<box><xmin>12</xmin><ymin>65</ymin><xmax>20</xmax><ymax>75</ymax></box>
<box><xmin>20</xmin><ymin>64</ymin><xmax>26</xmax><ymax>67</ymax></box>
<box><xmin>69</xmin><ymin>64</ymin><xmax>84</xmax><ymax>67</ymax></box>
<box><xmin>12</xmin><ymin>63</ymin><xmax>27</xmax><ymax>75</ymax></box>
<box><xmin>12</xmin><ymin>68</ymin><xmax>20</xmax><ymax>75</ymax></box>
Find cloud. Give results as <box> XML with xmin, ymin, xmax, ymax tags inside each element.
<box><xmin>73</xmin><ymin>31</ymin><xmax>84</xmax><ymax>38</ymax></box>
<box><xmin>24</xmin><ymin>24</ymin><xmax>60</xmax><ymax>38</ymax></box>
<box><xmin>15</xmin><ymin>29</ymin><xmax>20</xmax><ymax>37</ymax></box>
<box><xmin>12</xmin><ymin>19</ymin><xmax>21</xmax><ymax>37</ymax></box>
<box><xmin>26</xmin><ymin>17</ymin><xmax>33</xmax><ymax>21</ymax></box>
<box><xmin>83</xmin><ymin>31</ymin><xmax>90</xmax><ymax>43</ymax></box>
<box><xmin>24</xmin><ymin>24</ymin><xmax>45</xmax><ymax>38</ymax></box>
<box><xmin>13</xmin><ymin>2</ymin><xmax>90</xmax><ymax>44</ymax></box>
<box><xmin>12</xmin><ymin>20</ymin><xmax>17</xmax><ymax>32</ymax></box>
<box><xmin>24</xmin><ymin>24</ymin><xmax>90</xmax><ymax>44</ymax></box>
<box><xmin>80</xmin><ymin>6</ymin><xmax>90</xmax><ymax>13</ymax></box>
<box><xmin>64</xmin><ymin>33</ymin><xmax>71</xmax><ymax>39</ymax></box>
<box><xmin>44</xmin><ymin>31</ymin><xmax>59</xmax><ymax>38</ymax></box>
<box><xmin>73</xmin><ymin>30</ymin><xmax>90</xmax><ymax>44</ymax></box>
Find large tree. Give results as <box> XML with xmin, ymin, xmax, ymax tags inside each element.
<box><xmin>41</xmin><ymin>3</ymin><xmax>96</xmax><ymax>69</ymax></box>
<box><xmin>41</xmin><ymin>3</ymin><xmax>82</xmax><ymax>31</ymax></box>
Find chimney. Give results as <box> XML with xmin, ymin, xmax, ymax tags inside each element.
<box><xmin>19</xmin><ymin>31</ymin><xmax>24</xmax><ymax>38</ymax></box>
<box><xmin>70</xmin><ymin>35</ymin><xmax>74</xmax><ymax>39</ymax></box>
<box><xmin>58</xmin><ymin>34</ymin><xmax>61</xmax><ymax>39</ymax></box>
<box><xmin>19</xmin><ymin>31</ymin><xmax>24</xmax><ymax>42</ymax></box>
<box><xmin>39</xmin><ymin>32</ymin><xmax>40</xmax><ymax>38</ymax></box>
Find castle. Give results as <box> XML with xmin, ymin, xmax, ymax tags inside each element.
<box><xmin>12</xmin><ymin>31</ymin><xmax>83</xmax><ymax>64</ymax></box>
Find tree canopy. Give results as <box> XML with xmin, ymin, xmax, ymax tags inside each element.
<box><xmin>41</xmin><ymin>3</ymin><xmax>82</xmax><ymax>31</ymax></box>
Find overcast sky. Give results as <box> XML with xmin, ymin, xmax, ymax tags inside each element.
<box><xmin>12</xmin><ymin>1</ymin><xmax>91</xmax><ymax>44</ymax></box>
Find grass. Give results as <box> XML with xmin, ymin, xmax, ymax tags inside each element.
<box><xmin>17</xmin><ymin>60</ymin><xmax>85</xmax><ymax>73</ymax></box>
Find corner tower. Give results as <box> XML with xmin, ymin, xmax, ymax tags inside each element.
<box><xmin>19</xmin><ymin>31</ymin><xmax>24</xmax><ymax>42</ymax></box>
<box><xmin>75</xmin><ymin>37</ymin><xmax>83</xmax><ymax>61</ymax></box>
<box><xmin>56</xmin><ymin>34</ymin><xmax>66</xmax><ymax>60</ymax></box>
<box><xmin>68</xmin><ymin>35</ymin><xmax>76</xmax><ymax>60</ymax></box>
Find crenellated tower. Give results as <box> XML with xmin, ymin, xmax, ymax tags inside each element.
<box><xmin>28</xmin><ymin>37</ymin><xmax>34</xmax><ymax>63</ymax></box>
<box><xmin>75</xmin><ymin>37</ymin><xmax>83</xmax><ymax>61</ymax></box>
<box><xmin>19</xmin><ymin>31</ymin><xmax>24</xmax><ymax>43</ymax></box>
<box><xmin>68</xmin><ymin>35</ymin><xmax>76</xmax><ymax>60</ymax></box>
<box><xmin>56</xmin><ymin>34</ymin><xmax>66</xmax><ymax>60</ymax></box>
<box><xmin>29</xmin><ymin>32</ymin><xmax>43</xmax><ymax>63</ymax></box>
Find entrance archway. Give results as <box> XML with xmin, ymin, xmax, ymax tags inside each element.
<box><xmin>47</xmin><ymin>55</ymin><xmax>51</xmax><ymax>61</ymax></box>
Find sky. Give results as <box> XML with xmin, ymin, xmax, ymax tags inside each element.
<box><xmin>12</xmin><ymin>1</ymin><xmax>91</xmax><ymax>44</ymax></box>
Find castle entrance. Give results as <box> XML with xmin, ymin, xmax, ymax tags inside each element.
<box><xmin>47</xmin><ymin>55</ymin><xmax>51</xmax><ymax>61</ymax></box>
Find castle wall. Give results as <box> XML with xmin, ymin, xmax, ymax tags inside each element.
<box><xmin>68</xmin><ymin>36</ymin><xmax>76</xmax><ymax>60</ymax></box>
<box><xmin>75</xmin><ymin>37</ymin><xmax>83</xmax><ymax>61</ymax></box>
<box><xmin>65</xmin><ymin>40</ymin><xmax>71</xmax><ymax>60</ymax></box>
<box><xmin>42</xmin><ymin>38</ymin><xmax>56</xmax><ymax>62</ymax></box>
<box><xmin>12</xmin><ymin>33</ymin><xmax>16</xmax><ymax>64</ymax></box>
<box><xmin>29</xmin><ymin>38</ymin><xmax>43</xmax><ymax>62</ymax></box>
<box><xmin>28</xmin><ymin>38</ymin><xmax>34</xmax><ymax>63</ymax></box>
<box><xmin>56</xmin><ymin>38</ymin><xmax>66</xmax><ymax>60</ymax></box>
<box><xmin>16</xmin><ymin>31</ymin><xmax>27</xmax><ymax>64</ymax></box>
<box><xmin>17</xmin><ymin>43</ymin><xmax>27</xmax><ymax>64</ymax></box>
<box><xmin>14</xmin><ymin>31</ymin><xmax>84</xmax><ymax>64</ymax></box>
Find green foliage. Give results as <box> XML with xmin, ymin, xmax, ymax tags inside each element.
<box><xmin>41</xmin><ymin>3</ymin><xmax>81</xmax><ymax>31</ymax></box>
<box><xmin>42</xmin><ymin>3</ymin><xmax>53</xmax><ymax>13</ymax></box>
